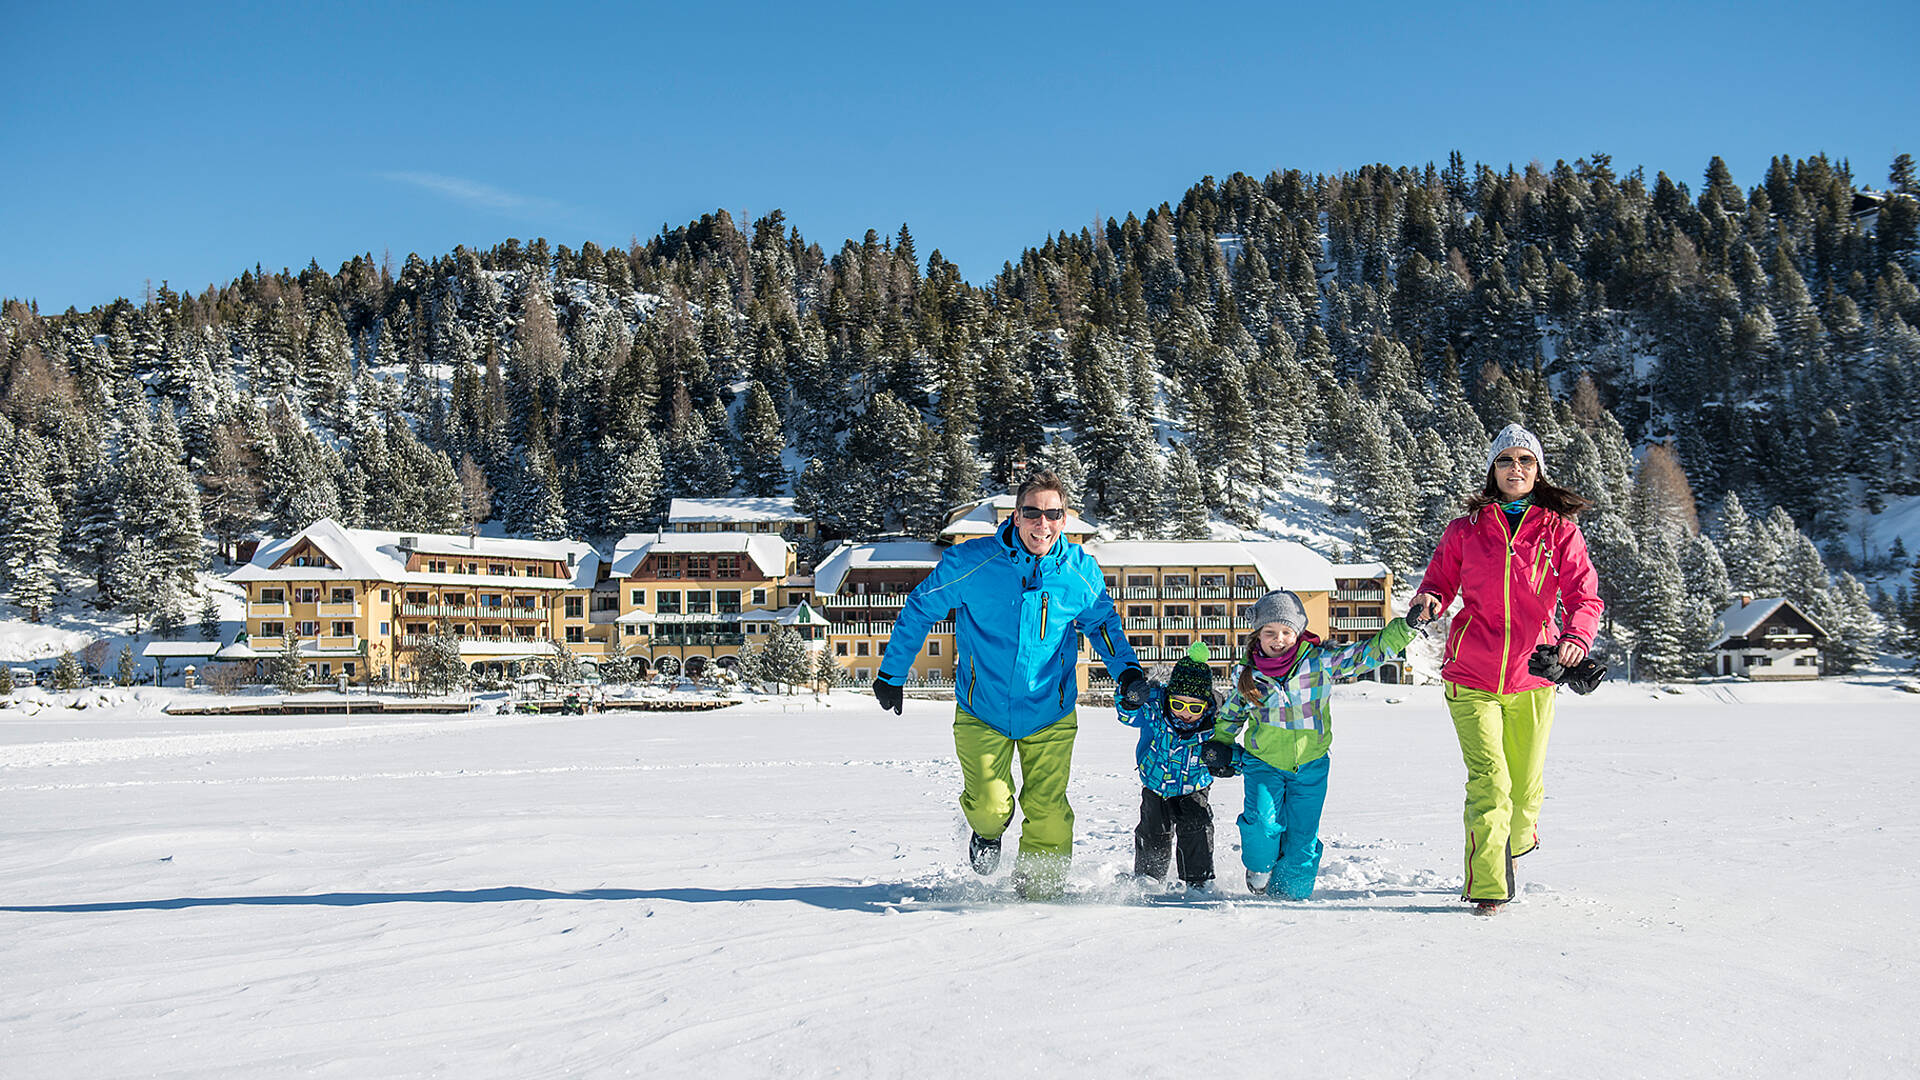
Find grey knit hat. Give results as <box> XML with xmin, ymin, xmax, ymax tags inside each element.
<box><xmin>1247</xmin><ymin>589</ymin><xmax>1308</xmax><ymax>635</ymax></box>
<box><xmin>1485</xmin><ymin>423</ymin><xmax>1545</xmax><ymax>474</ymax></box>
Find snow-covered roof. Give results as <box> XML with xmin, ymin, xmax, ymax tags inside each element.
<box><xmin>939</xmin><ymin>495</ymin><xmax>1095</xmax><ymax>539</ymax></box>
<box><xmin>1709</xmin><ymin>597</ymin><xmax>1827</xmax><ymax>648</ymax></box>
<box><xmin>778</xmin><ymin>600</ymin><xmax>823</xmax><ymax>626</ymax></box>
<box><xmin>607</xmin><ymin>531</ymin><xmax>790</xmax><ymax>579</ymax></box>
<box><xmin>1331</xmin><ymin>562</ymin><xmax>1389</xmax><ymax>580</ymax></box>
<box><xmin>228</xmin><ymin>519</ymin><xmax>600</xmax><ymax>589</ymax></box>
<box><xmin>668</xmin><ymin>497</ymin><xmax>806</xmax><ymax>524</ymax></box>
<box><xmin>141</xmin><ymin>643</ymin><xmax>224</xmax><ymax>659</ymax></box>
<box><xmin>1083</xmin><ymin>540</ymin><xmax>1335</xmax><ymax>592</ymax></box>
<box><xmin>812</xmin><ymin>540</ymin><xmax>947</xmax><ymax>596</ymax></box>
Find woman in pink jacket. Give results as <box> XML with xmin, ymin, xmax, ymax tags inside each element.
<box><xmin>1407</xmin><ymin>423</ymin><xmax>1603</xmax><ymax>914</ymax></box>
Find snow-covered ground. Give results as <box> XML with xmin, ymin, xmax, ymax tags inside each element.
<box><xmin>3</xmin><ymin>679</ymin><xmax>1916</xmax><ymax>1078</ymax></box>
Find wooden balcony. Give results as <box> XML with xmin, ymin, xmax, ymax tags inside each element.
<box><xmin>399</xmin><ymin>603</ymin><xmax>549</xmax><ymax>621</ymax></box>
<box><xmin>1332</xmin><ymin>616</ymin><xmax>1386</xmax><ymax>631</ymax></box>
<box><xmin>1336</xmin><ymin>588</ymin><xmax>1387</xmax><ymax>603</ymax></box>
<box><xmin>819</xmin><ymin>593</ymin><xmax>909</xmax><ymax>608</ymax></box>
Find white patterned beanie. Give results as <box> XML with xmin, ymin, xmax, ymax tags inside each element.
<box><xmin>1485</xmin><ymin>423</ymin><xmax>1545</xmax><ymax>474</ymax></box>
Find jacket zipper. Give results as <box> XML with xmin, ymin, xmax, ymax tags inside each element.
<box><xmin>1039</xmin><ymin>592</ymin><xmax>1049</xmax><ymax>639</ymax></box>
<box><xmin>1446</xmin><ymin>613</ymin><xmax>1474</xmax><ymax>666</ymax></box>
<box><xmin>1500</xmin><ymin>509</ymin><xmax>1529</xmax><ymax>694</ymax></box>
<box><xmin>1531</xmin><ymin>542</ymin><xmax>1551</xmax><ymax>591</ymax></box>
<box><xmin>967</xmin><ymin>657</ymin><xmax>976</xmax><ymax>709</ymax></box>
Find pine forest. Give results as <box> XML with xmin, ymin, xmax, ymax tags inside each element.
<box><xmin>4</xmin><ymin>151</ymin><xmax>1919</xmax><ymax>677</ymax></box>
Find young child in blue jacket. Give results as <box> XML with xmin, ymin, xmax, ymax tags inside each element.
<box><xmin>1117</xmin><ymin>643</ymin><xmax>1222</xmax><ymax>892</ymax></box>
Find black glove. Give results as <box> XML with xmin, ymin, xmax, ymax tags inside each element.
<box><xmin>1528</xmin><ymin>644</ymin><xmax>1609</xmax><ymax>695</ymax></box>
<box><xmin>1198</xmin><ymin>740</ymin><xmax>1238</xmax><ymax>778</ymax></box>
<box><xmin>1563</xmin><ymin>658</ymin><xmax>1609</xmax><ymax>695</ymax></box>
<box><xmin>872</xmin><ymin>677</ymin><xmax>903</xmax><ymax>714</ymax></box>
<box><xmin>1527</xmin><ymin>644</ymin><xmax>1567</xmax><ymax>683</ymax></box>
<box><xmin>1116</xmin><ymin>667</ymin><xmax>1148</xmax><ymax>710</ymax></box>
<box><xmin>1405</xmin><ymin>594</ymin><xmax>1439</xmax><ymax>631</ymax></box>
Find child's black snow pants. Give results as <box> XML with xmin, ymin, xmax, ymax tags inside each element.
<box><xmin>1134</xmin><ymin>787</ymin><xmax>1214</xmax><ymax>885</ymax></box>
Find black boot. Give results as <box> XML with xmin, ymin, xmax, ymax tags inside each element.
<box><xmin>969</xmin><ymin>832</ymin><xmax>1002</xmax><ymax>875</ymax></box>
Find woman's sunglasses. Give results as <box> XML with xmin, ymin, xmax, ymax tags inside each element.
<box><xmin>1494</xmin><ymin>455</ymin><xmax>1537</xmax><ymax>471</ymax></box>
<box><xmin>1018</xmin><ymin>506</ymin><xmax>1066</xmax><ymax>520</ymax></box>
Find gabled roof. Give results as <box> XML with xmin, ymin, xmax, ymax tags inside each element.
<box><xmin>812</xmin><ymin>540</ymin><xmax>946</xmax><ymax>596</ymax></box>
<box><xmin>1709</xmin><ymin>597</ymin><xmax>1828</xmax><ymax>648</ymax></box>
<box><xmin>668</xmin><ymin>496</ymin><xmax>806</xmax><ymax>523</ymax></box>
<box><xmin>1331</xmin><ymin>562</ymin><xmax>1389</xmax><ymax>580</ymax></box>
<box><xmin>608</xmin><ymin>531</ymin><xmax>790</xmax><ymax>579</ymax></box>
<box><xmin>227</xmin><ymin>519</ymin><xmax>600</xmax><ymax>589</ymax></box>
<box><xmin>1084</xmin><ymin>540</ymin><xmax>1333</xmax><ymax>592</ymax></box>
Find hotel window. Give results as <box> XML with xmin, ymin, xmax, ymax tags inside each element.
<box><xmin>526</xmin><ymin>564</ymin><xmax>542</xmax><ymax>577</ymax></box>
<box><xmin>565</xmin><ymin>596</ymin><xmax>584</xmax><ymax>619</ymax></box>
<box><xmin>565</xmin><ymin>627</ymin><xmax>585</xmax><ymax>643</ymax></box>
<box><xmin>717</xmin><ymin>591</ymin><xmax>742</xmax><ymax>614</ymax></box>
<box><xmin>630</xmin><ymin>589</ymin><xmax>646</xmax><ymax>607</ymax></box>
<box><xmin>1163</xmin><ymin>605</ymin><xmax>1190</xmax><ymax>618</ymax></box>
<box><xmin>406</xmin><ymin>590</ymin><xmax>429</xmax><ymax>605</ymax></box>
<box><xmin>1202</xmin><ymin>634</ymin><xmax>1228</xmax><ymax>647</ymax></box>
<box><xmin>716</xmin><ymin>555</ymin><xmax>741</xmax><ymax>579</ymax></box>
<box><xmin>329</xmin><ymin>588</ymin><xmax>354</xmax><ymax>604</ymax></box>
<box><xmin>428</xmin><ymin>560</ymin><xmax>448</xmax><ymax>573</ymax></box>
<box><xmin>686</xmin><ymin>591</ymin><xmax>713</xmax><ymax>615</ymax></box>
<box><xmin>657</xmin><ymin>591</ymin><xmax>681</xmax><ymax>615</ymax></box>
<box><xmin>1164</xmin><ymin>634</ymin><xmax>1190</xmax><ymax>648</ymax></box>
<box><xmin>856</xmin><ymin>642</ymin><xmax>870</xmax><ymax>656</ymax></box>
<box><xmin>687</xmin><ymin>555</ymin><xmax>712</xmax><ymax>578</ymax></box>
<box><xmin>489</xmin><ymin>564</ymin><xmax>508</xmax><ymax>576</ymax></box>
<box><xmin>1127</xmin><ymin>635</ymin><xmax>1153</xmax><ymax>648</ymax></box>
<box><xmin>404</xmin><ymin>623</ymin><xmax>427</xmax><ymax>636</ymax></box>
<box><xmin>379</xmin><ymin>622</ymin><xmax>390</xmax><ymax>635</ymax></box>
<box><xmin>260</xmin><ymin>621</ymin><xmax>285</xmax><ymax>638</ymax></box>
<box><xmin>296</xmin><ymin>621</ymin><xmax>319</xmax><ymax>637</ymax></box>
<box><xmin>444</xmin><ymin>592</ymin><xmax>466</xmax><ymax>607</ymax></box>
<box><xmin>752</xmin><ymin>589</ymin><xmax>767</xmax><ymax>606</ymax></box>
<box><xmin>1105</xmin><ymin>574</ymin><xmax>1119</xmax><ymax>588</ymax></box>
<box><xmin>1127</xmin><ymin>605</ymin><xmax>1154</xmax><ymax>618</ymax></box>
<box><xmin>1235</xmin><ymin>573</ymin><xmax>1257</xmax><ymax>589</ymax></box>
<box><xmin>294</xmin><ymin>587</ymin><xmax>319</xmax><ymax>603</ymax></box>
<box><xmin>259</xmin><ymin>588</ymin><xmax>285</xmax><ymax>604</ymax></box>
<box><xmin>1199</xmin><ymin>574</ymin><xmax>1225</xmax><ymax>588</ymax></box>
<box><xmin>928</xmin><ymin>641</ymin><xmax>941</xmax><ymax>656</ymax></box>
<box><xmin>836</xmin><ymin>642</ymin><xmax>849</xmax><ymax>656</ymax></box>
<box><xmin>381</xmin><ymin>589</ymin><xmax>390</xmax><ymax>602</ymax></box>
<box><xmin>331</xmin><ymin>621</ymin><xmax>354</xmax><ymax>636</ymax></box>
<box><xmin>1200</xmin><ymin>604</ymin><xmax>1227</xmax><ymax>618</ymax></box>
<box><xmin>623</xmin><ymin>626</ymin><xmax>635</xmax><ymax>637</ymax></box>
<box><xmin>1163</xmin><ymin>575</ymin><xmax>1189</xmax><ymax>589</ymax></box>
<box><xmin>1127</xmin><ymin>575</ymin><xmax>1154</xmax><ymax>587</ymax></box>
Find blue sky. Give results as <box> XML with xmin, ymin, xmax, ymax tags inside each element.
<box><xmin>3</xmin><ymin>0</ymin><xmax>1914</xmax><ymax>313</ymax></box>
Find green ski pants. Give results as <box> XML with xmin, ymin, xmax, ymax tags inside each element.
<box><xmin>1445</xmin><ymin>682</ymin><xmax>1556</xmax><ymax>902</ymax></box>
<box><xmin>953</xmin><ymin>710</ymin><xmax>1078</xmax><ymax>864</ymax></box>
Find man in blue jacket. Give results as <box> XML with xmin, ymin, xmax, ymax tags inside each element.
<box><xmin>873</xmin><ymin>471</ymin><xmax>1144</xmax><ymax>899</ymax></box>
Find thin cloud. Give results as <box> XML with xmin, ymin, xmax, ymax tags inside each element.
<box><xmin>377</xmin><ymin>171</ymin><xmax>576</xmax><ymax>219</ymax></box>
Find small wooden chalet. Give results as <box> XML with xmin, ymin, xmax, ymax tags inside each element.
<box><xmin>1708</xmin><ymin>595</ymin><xmax>1827</xmax><ymax>680</ymax></box>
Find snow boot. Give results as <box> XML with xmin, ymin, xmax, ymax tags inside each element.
<box><xmin>1472</xmin><ymin>899</ymin><xmax>1505</xmax><ymax>917</ymax></box>
<box><xmin>1245</xmin><ymin>869</ymin><xmax>1272</xmax><ymax>893</ymax></box>
<box><xmin>968</xmin><ymin>832</ymin><xmax>1002</xmax><ymax>875</ymax></box>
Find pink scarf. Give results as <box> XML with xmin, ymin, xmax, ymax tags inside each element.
<box><xmin>1251</xmin><ymin>642</ymin><xmax>1301</xmax><ymax>681</ymax></box>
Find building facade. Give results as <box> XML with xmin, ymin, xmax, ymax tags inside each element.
<box><xmin>1708</xmin><ymin>596</ymin><xmax>1826</xmax><ymax>680</ymax></box>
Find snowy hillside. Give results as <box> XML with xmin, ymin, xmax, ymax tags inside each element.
<box><xmin>4</xmin><ymin>681</ymin><xmax>1916</xmax><ymax>1078</ymax></box>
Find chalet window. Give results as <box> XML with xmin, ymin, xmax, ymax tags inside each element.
<box><xmin>259</xmin><ymin>588</ymin><xmax>285</xmax><ymax>604</ymax></box>
<box><xmin>1200</xmin><ymin>604</ymin><xmax>1227</xmax><ymax>617</ymax></box>
<box><xmin>687</xmin><ymin>555</ymin><xmax>712</xmax><ymax>578</ymax></box>
<box><xmin>404</xmin><ymin>623</ymin><xmax>427</xmax><ymax>636</ymax></box>
<box><xmin>515</xmin><ymin>595</ymin><xmax>537</xmax><ymax>610</ymax></box>
<box><xmin>1335</xmin><ymin>607</ymin><xmax>1350</xmax><ymax>618</ymax></box>
<box><xmin>1128</xmin><ymin>606</ymin><xmax>1154</xmax><ymax>618</ymax></box>
<box><xmin>1202</xmin><ymin>634</ymin><xmax>1228</xmax><ymax>647</ymax></box>
<box><xmin>716</xmin><ymin>555</ymin><xmax>741</xmax><ymax>579</ymax></box>
<box><xmin>657</xmin><ymin>591</ymin><xmax>681</xmax><ymax>615</ymax></box>
<box><xmin>752</xmin><ymin>589</ymin><xmax>767</xmax><ymax>606</ymax></box>
<box><xmin>380</xmin><ymin>590</ymin><xmax>390</xmax><ymax>602</ymax></box>
<box><xmin>1164</xmin><ymin>605</ymin><xmax>1190</xmax><ymax>618</ymax></box>
<box><xmin>1128</xmin><ymin>635</ymin><xmax>1152</xmax><ymax>648</ymax></box>
<box><xmin>489</xmin><ymin>564</ymin><xmax>508</xmax><ymax>576</ymax></box>
<box><xmin>623</xmin><ymin>626</ymin><xmax>635</xmax><ymax>637</ymax></box>
<box><xmin>593</xmin><ymin>595</ymin><xmax>618</xmax><ymax>612</ymax></box>
<box><xmin>294</xmin><ymin>587</ymin><xmax>319</xmax><ymax>604</ymax></box>
<box><xmin>789</xmin><ymin>593</ymin><xmax>809</xmax><ymax>606</ymax></box>
<box><xmin>428</xmin><ymin>560</ymin><xmax>448</xmax><ymax>574</ymax></box>
<box><xmin>565</xmin><ymin>627</ymin><xmax>585</xmax><ymax>643</ymax></box>
<box><xmin>1163</xmin><ymin>575</ymin><xmax>1190</xmax><ymax>589</ymax></box>
<box><xmin>686</xmin><ymin>591</ymin><xmax>712</xmax><ymax>615</ymax></box>
<box><xmin>482</xmin><ymin>594</ymin><xmax>503</xmax><ymax>608</ymax></box>
<box><xmin>443</xmin><ymin>593</ymin><xmax>465</xmax><ymax>607</ymax></box>
<box><xmin>717</xmin><ymin>591</ymin><xmax>742</xmax><ymax>614</ymax></box>
<box><xmin>378</xmin><ymin>622</ymin><xmax>389</xmax><ymax>635</ymax></box>
<box><xmin>332</xmin><ymin>622</ymin><xmax>354</xmax><ymax>637</ymax></box>
<box><xmin>630</xmin><ymin>589</ymin><xmax>646</xmax><ymax>607</ymax></box>
<box><xmin>928</xmin><ymin>641</ymin><xmax>941</xmax><ymax>656</ymax></box>
<box><xmin>330</xmin><ymin>588</ymin><xmax>354</xmax><ymax>604</ymax></box>
<box><xmin>526</xmin><ymin>564</ymin><xmax>541</xmax><ymax>577</ymax></box>
<box><xmin>1199</xmin><ymin>574</ymin><xmax>1226</xmax><ymax>588</ymax></box>
<box><xmin>565</xmin><ymin>597</ymin><xmax>584</xmax><ymax>619</ymax></box>
<box><xmin>405</xmin><ymin>591</ymin><xmax>429</xmax><ymax>605</ymax></box>
<box><xmin>296</xmin><ymin>621</ymin><xmax>319</xmax><ymax>637</ymax></box>
<box><xmin>1127</xmin><ymin>575</ymin><xmax>1154</xmax><ymax>587</ymax></box>
<box><xmin>1235</xmin><ymin>574</ymin><xmax>1257</xmax><ymax>589</ymax></box>
<box><xmin>856</xmin><ymin>642</ymin><xmax>870</xmax><ymax>656</ymax></box>
<box><xmin>836</xmin><ymin>642</ymin><xmax>849</xmax><ymax>656</ymax></box>
<box><xmin>1164</xmin><ymin>634</ymin><xmax>1190</xmax><ymax>648</ymax></box>
<box><xmin>260</xmin><ymin>621</ymin><xmax>285</xmax><ymax>637</ymax></box>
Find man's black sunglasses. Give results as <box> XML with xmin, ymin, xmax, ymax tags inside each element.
<box><xmin>1019</xmin><ymin>506</ymin><xmax>1066</xmax><ymax>521</ymax></box>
